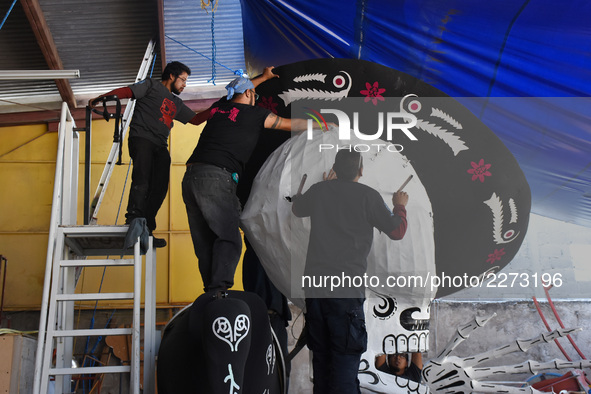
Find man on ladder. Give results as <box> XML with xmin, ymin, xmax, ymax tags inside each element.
<box><xmin>90</xmin><ymin>61</ymin><xmax>209</xmax><ymax>247</ymax></box>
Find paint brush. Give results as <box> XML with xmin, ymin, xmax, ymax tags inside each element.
<box><xmin>297</xmin><ymin>174</ymin><xmax>308</xmax><ymax>195</ymax></box>
<box><xmin>397</xmin><ymin>175</ymin><xmax>413</xmax><ymax>192</ymax></box>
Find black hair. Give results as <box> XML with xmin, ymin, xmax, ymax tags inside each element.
<box><xmin>332</xmin><ymin>149</ymin><xmax>362</xmax><ymax>181</ymax></box>
<box><xmin>162</xmin><ymin>61</ymin><xmax>191</xmax><ymax>81</ymax></box>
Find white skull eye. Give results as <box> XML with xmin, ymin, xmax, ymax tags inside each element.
<box><xmin>408</xmin><ymin>99</ymin><xmax>422</xmax><ymax>113</ymax></box>
<box><xmin>333</xmin><ymin>75</ymin><xmax>346</xmax><ymax>88</ymax></box>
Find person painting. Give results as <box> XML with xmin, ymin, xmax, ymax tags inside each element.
<box><xmin>291</xmin><ymin>149</ymin><xmax>409</xmax><ymax>393</ymax></box>
<box><xmin>89</xmin><ymin>61</ymin><xmax>209</xmax><ymax>248</ymax></box>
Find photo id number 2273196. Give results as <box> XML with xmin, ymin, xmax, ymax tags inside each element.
<box><xmin>482</xmin><ymin>272</ymin><xmax>562</xmax><ymax>288</ymax></box>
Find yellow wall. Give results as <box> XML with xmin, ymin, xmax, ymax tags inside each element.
<box><xmin>0</xmin><ymin>117</ymin><xmax>244</xmax><ymax>310</ymax></box>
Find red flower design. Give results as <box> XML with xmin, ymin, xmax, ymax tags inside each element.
<box><xmin>467</xmin><ymin>159</ymin><xmax>492</xmax><ymax>182</ymax></box>
<box><xmin>486</xmin><ymin>248</ymin><xmax>505</xmax><ymax>264</ymax></box>
<box><xmin>258</xmin><ymin>96</ymin><xmax>279</xmax><ymax>114</ymax></box>
<box><xmin>360</xmin><ymin>82</ymin><xmax>386</xmax><ymax>106</ymax></box>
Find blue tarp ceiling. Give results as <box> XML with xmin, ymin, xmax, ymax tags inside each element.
<box><xmin>239</xmin><ymin>0</ymin><xmax>591</xmax><ymax>228</ymax></box>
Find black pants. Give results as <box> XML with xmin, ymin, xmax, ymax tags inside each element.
<box><xmin>305</xmin><ymin>298</ymin><xmax>367</xmax><ymax>394</ymax></box>
<box><xmin>125</xmin><ymin>137</ymin><xmax>171</xmax><ymax>232</ymax></box>
<box><xmin>182</xmin><ymin>163</ymin><xmax>243</xmax><ymax>292</ymax></box>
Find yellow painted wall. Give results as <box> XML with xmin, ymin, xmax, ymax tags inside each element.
<box><xmin>0</xmin><ymin>116</ymin><xmax>244</xmax><ymax>310</ymax></box>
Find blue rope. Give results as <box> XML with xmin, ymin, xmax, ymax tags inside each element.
<box><xmin>209</xmin><ymin>11</ymin><xmax>217</xmax><ymax>85</ymax></box>
<box><xmin>81</xmin><ymin>309</ymin><xmax>116</xmax><ymax>393</ymax></box>
<box><xmin>164</xmin><ymin>34</ymin><xmax>245</xmax><ymax>77</ymax></box>
<box><xmin>149</xmin><ymin>53</ymin><xmax>157</xmax><ymax>79</ymax></box>
<box><xmin>0</xmin><ymin>0</ymin><xmax>18</xmax><ymax>31</ymax></box>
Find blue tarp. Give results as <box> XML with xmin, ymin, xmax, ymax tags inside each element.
<box><xmin>239</xmin><ymin>0</ymin><xmax>591</xmax><ymax>227</ymax></box>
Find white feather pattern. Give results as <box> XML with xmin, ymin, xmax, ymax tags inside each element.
<box><xmin>509</xmin><ymin>198</ymin><xmax>518</xmax><ymax>224</ymax></box>
<box><xmin>415</xmin><ymin>119</ymin><xmax>469</xmax><ymax>156</ymax></box>
<box><xmin>278</xmin><ymin>87</ymin><xmax>350</xmax><ymax>106</ymax></box>
<box><xmin>484</xmin><ymin>193</ymin><xmax>506</xmax><ymax>244</ymax></box>
<box><xmin>293</xmin><ymin>73</ymin><xmax>326</xmax><ymax>83</ymax></box>
<box><xmin>431</xmin><ymin>107</ymin><xmax>463</xmax><ymax>129</ymax></box>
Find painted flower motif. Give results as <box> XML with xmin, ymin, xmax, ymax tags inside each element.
<box><xmin>258</xmin><ymin>96</ymin><xmax>279</xmax><ymax>114</ymax></box>
<box><xmin>467</xmin><ymin>159</ymin><xmax>492</xmax><ymax>182</ymax></box>
<box><xmin>486</xmin><ymin>248</ymin><xmax>505</xmax><ymax>264</ymax></box>
<box><xmin>360</xmin><ymin>81</ymin><xmax>386</xmax><ymax>106</ymax></box>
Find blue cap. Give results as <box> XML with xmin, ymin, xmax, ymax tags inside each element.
<box><xmin>225</xmin><ymin>77</ymin><xmax>254</xmax><ymax>100</ymax></box>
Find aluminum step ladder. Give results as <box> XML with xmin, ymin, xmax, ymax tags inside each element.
<box><xmin>38</xmin><ymin>225</ymin><xmax>157</xmax><ymax>394</ymax></box>
<box><xmin>88</xmin><ymin>39</ymin><xmax>156</xmax><ymax>225</ymax></box>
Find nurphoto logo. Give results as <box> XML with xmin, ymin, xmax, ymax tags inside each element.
<box><xmin>299</xmin><ymin>98</ymin><xmax>420</xmax><ymax>153</ymax></box>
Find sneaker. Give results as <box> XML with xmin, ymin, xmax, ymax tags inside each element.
<box><xmin>152</xmin><ymin>236</ymin><xmax>167</xmax><ymax>248</ymax></box>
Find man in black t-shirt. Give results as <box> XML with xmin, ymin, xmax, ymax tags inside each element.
<box><xmin>90</xmin><ymin>61</ymin><xmax>210</xmax><ymax>248</ymax></box>
<box><xmin>291</xmin><ymin>150</ymin><xmax>409</xmax><ymax>394</ymax></box>
<box><xmin>183</xmin><ymin>68</ymin><xmax>318</xmax><ymax>294</ymax></box>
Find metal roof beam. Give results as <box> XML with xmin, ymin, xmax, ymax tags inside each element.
<box><xmin>20</xmin><ymin>0</ymin><xmax>77</xmax><ymax>109</ymax></box>
<box><xmin>0</xmin><ymin>98</ymin><xmax>218</xmax><ymax>127</ymax></box>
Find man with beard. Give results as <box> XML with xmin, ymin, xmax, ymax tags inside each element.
<box><xmin>90</xmin><ymin>61</ymin><xmax>209</xmax><ymax>247</ymax></box>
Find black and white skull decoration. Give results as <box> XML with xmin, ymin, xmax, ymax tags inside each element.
<box><xmin>240</xmin><ymin>58</ymin><xmax>531</xmax><ymax>393</ymax></box>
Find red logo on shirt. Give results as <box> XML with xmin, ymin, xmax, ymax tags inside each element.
<box><xmin>209</xmin><ymin>107</ymin><xmax>240</xmax><ymax>122</ymax></box>
<box><xmin>160</xmin><ymin>98</ymin><xmax>176</xmax><ymax>127</ymax></box>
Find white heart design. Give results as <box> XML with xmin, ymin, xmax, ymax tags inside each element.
<box><xmin>212</xmin><ymin>314</ymin><xmax>250</xmax><ymax>352</ymax></box>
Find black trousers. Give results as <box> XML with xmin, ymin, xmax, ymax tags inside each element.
<box><xmin>125</xmin><ymin>137</ymin><xmax>171</xmax><ymax>232</ymax></box>
<box><xmin>182</xmin><ymin>163</ymin><xmax>243</xmax><ymax>292</ymax></box>
<box><xmin>305</xmin><ymin>297</ymin><xmax>367</xmax><ymax>394</ymax></box>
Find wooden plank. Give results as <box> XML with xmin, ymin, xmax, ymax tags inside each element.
<box><xmin>157</xmin><ymin>0</ymin><xmax>167</xmax><ymax>71</ymax></box>
<box><xmin>20</xmin><ymin>0</ymin><xmax>77</xmax><ymax>109</ymax></box>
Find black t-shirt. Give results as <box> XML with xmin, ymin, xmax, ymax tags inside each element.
<box><xmin>292</xmin><ymin>180</ymin><xmax>405</xmax><ymax>285</ymax></box>
<box><xmin>186</xmin><ymin>99</ymin><xmax>271</xmax><ymax>178</ymax></box>
<box><xmin>128</xmin><ymin>78</ymin><xmax>194</xmax><ymax>147</ymax></box>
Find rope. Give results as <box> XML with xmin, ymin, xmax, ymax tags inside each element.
<box><xmin>0</xmin><ymin>0</ymin><xmax>18</xmax><ymax>31</ymax></box>
<box><xmin>165</xmin><ymin>34</ymin><xmax>246</xmax><ymax>78</ymax></box>
<box><xmin>149</xmin><ymin>52</ymin><xmax>157</xmax><ymax>79</ymax></box>
<box><xmin>83</xmin><ymin>309</ymin><xmax>116</xmax><ymax>393</ymax></box>
<box><xmin>208</xmin><ymin>10</ymin><xmax>217</xmax><ymax>85</ymax></box>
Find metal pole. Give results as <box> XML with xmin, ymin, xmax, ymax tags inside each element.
<box><xmin>0</xmin><ymin>255</ymin><xmax>6</xmax><ymax>326</ymax></box>
<box><xmin>84</xmin><ymin>106</ymin><xmax>92</xmax><ymax>224</ymax></box>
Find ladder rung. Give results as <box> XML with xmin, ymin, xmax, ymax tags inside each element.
<box><xmin>61</xmin><ymin>225</ymin><xmax>129</xmax><ymax>236</ymax></box>
<box><xmin>55</xmin><ymin>292</ymin><xmax>134</xmax><ymax>301</ymax></box>
<box><xmin>53</xmin><ymin>328</ymin><xmax>133</xmax><ymax>337</ymax></box>
<box><xmin>60</xmin><ymin>259</ymin><xmax>134</xmax><ymax>267</ymax></box>
<box><xmin>49</xmin><ymin>365</ymin><xmax>131</xmax><ymax>375</ymax></box>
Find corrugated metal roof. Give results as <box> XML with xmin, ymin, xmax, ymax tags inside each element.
<box><xmin>0</xmin><ymin>1</ymin><xmax>58</xmax><ymax>112</ymax></box>
<box><xmin>41</xmin><ymin>0</ymin><xmax>161</xmax><ymax>96</ymax></box>
<box><xmin>0</xmin><ymin>0</ymin><xmax>245</xmax><ymax>116</ymax></box>
<box><xmin>164</xmin><ymin>0</ymin><xmax>246</xmax><ymax>87</ymax></box>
